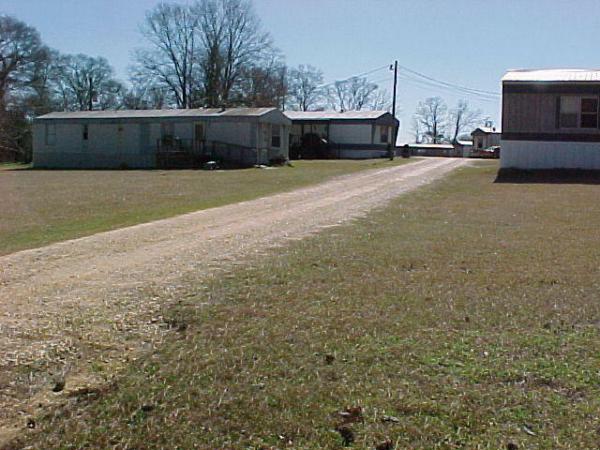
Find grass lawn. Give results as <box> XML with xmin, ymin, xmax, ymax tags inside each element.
<box><xmin>17</xmin><ymin>161</ymin><xmax>600</xmax><ymax>449</ymax></box>
<box><xmin>0</xmin><ymin>159</ymin><xmax>406</xmax><ymax>255</ymax></box>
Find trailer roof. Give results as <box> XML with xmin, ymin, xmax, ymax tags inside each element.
<box><xmin>472</xmin><ymin>126</ymin><xmax>501</xmax><ymax>134</ymax></box>
<box><xmin>36</xmin><ymin>107</ymin><xmax>279</xmax><ymax>120</ymax></box>
<box><xmin>503</xmin><ymin>69</ymin><xmax>600</xmax><ymax>83</ymax></box>
<box><xmin>284</xmin><ymin>110</ymin><xmax>392</xmax><ymax>121</ymax></box>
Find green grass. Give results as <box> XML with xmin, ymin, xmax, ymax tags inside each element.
<box><xmin>0</xmin><ymin>162</ymin><xmax>31</xmax><ymax>171</ymax></box>
<box><xmin>0</xmin><ymin>159</ymin><xmax>406</xmax><ymax>255</ymax></box>
<box><xmin>17</xmin><ymin>161</ymin><xmax>600</xmax><ymax>449</ymax></box>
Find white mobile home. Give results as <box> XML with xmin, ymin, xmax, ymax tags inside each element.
<box><xmin>33</xmin><ymin>108</ymin><xmax>291</xmax><ymax>169</ymax></box>
<box><xmin>502</xmin><ymin>69</ymin><xmax>600</xmax><ymax>169</ymax></box>
<box><xmin>285</xmin><ymin>111</ymin><xmax>399</xmax><ymax>159</ymax></box>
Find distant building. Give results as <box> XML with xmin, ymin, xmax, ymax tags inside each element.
<box><xmin>454</xmin><ymin>139</ymin><xmax>474</xmax><ymax>157</ymax></box>
<box><xmin>33</xmin><ymin>108</ymin><xmax>291</xmax><ymax>169</ymax></box>
<box><xmin>406</xmin><ymin>143</ymin><xmax>457</xmax><ymax>157</ymax></box>
<box><xmin>502</xmin><ymin>69</ymin><xmax>600</xmax><ymax>169</ymax></box>
<box><xmin>285</xmin><ymin>110</ymin><xmax>399</xmax><ymax>159</ymax></box>
<box><xmin>471</xmin><ymin>126</ymin><xmax>501</xmax><ymax>150</ymax></box>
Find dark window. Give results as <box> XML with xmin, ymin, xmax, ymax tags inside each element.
<box><xmin>82</xmin><ymin>124</ymin><xmax>89</xmax><ymax>140</ymax></box>
<box><xmin>580</xmin><ymin>98</ymin><xmax>598</xmax><ymax>128</ymax></box>
<box><xmin>380</xmin><ymin>126</ymin><xmax>389</xmax><ymax>143</ymax></box>
<box><xmin>271</xmin><ymin>125</ymin><xmax>281</xmax><ymax>147</ymax></box>
<box><xmin>559</xmin><ymin>96</ymin><xmax>600</xmax><ymax>128</ymax></box>
<box><xmin>161</xmin><ymin>122</ymin><xmax>175</xmax><ymax>146</ymax></box>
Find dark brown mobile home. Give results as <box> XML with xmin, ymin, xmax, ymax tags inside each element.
<box><xmin>502</xmin><ymin>69</ymin><xmax>600</xmax><ymax>169</ymax></box>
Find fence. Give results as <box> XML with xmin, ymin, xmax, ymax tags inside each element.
<box><xmin>156</xmin><ymin>138</ymin><xmax>258</xmax><ymax>168</ymax></box>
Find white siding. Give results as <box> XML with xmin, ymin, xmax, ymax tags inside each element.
<box><xmin>329</xmin><ymin>123</ymin><xmax>372</xmax><ymax>144</ymax></box>
<box><xmin>32</xmin><ymin>115</ymin><xmax>290</xmax><ymax>168</ymax></box>
<box><xmin>206</xmin><ymin>121</ymin><xmax>253</xmax><ymax>147</ymax></box>
<box><xmin>501</xmin><ymin>140</ymin><xmax>600</xmax><ymax>169</ymax></box>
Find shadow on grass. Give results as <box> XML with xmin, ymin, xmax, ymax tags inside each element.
<box><xmin>495</xmin><ymin>168</ymin><xmax>600</xmax><ymax>185</ymax></box>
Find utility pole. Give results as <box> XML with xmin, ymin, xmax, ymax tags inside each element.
<box><xmin>391</xmin><ymin>60</ymin><xmax>398</xmax><ymax>141</ymax></box>
<box><xmin>389</xmin><ymin>60</ymin><xmax>398</xmax><ymax>159</ymax></box>
<box><xmin>280</xmin><ymin>66</ymin><xmax>287</xmax><ymax>111</ymax></box>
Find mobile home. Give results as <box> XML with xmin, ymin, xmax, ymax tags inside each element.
<box><xmin>285</xmin><ymin>110</ymin><xmax>399</xmax><ymax>159</ymax></box>
<box><xmin>502</xmin><ymin>69</ymin><xmax>600</xmax><ymax>169</ymax></box>
<box><xmin>33</xmin><ymin>108</ymin><xmax>291</xmax><ymax>169</ymax></box>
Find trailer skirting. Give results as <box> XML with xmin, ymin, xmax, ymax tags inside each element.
<box><xmin>501</xmin><ymin>140</ymin><xmax>600</xmax><ymax>169</ymax></box>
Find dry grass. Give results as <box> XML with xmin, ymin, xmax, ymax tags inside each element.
<box><xmin>13</xmin><ymin>161</ymin><xmax>600</xmax><ymax>449</ymax></box>
<box><xmin>0</xmin><ymin>158</ymin><xmax>405</xmax><ymax>255</ymax></box>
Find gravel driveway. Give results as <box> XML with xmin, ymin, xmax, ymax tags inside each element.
<box><xmin>0</xmin><ymin>157</ymin><xmax>465</xmax><ymax>442</ymax></box>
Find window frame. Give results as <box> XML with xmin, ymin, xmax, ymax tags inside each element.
<box><xmin>558</xmin><ymin>95</ymin><xmax>600</xmax><ymax>129</ymax></box>
<box><xmin>271</xmin><ymin>124</ymin><xmax>281</xmax><ymax>148</ymax></box>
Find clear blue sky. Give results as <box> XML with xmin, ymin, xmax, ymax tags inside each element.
<box><xmin>3</xmin><ymin>0</ymin><xmax>600</xmax><ymax>141</ymax></box>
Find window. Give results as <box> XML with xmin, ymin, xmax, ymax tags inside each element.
<box><xmin>559</xmin><ymin>97</ymin><xmax>579</xmax><ymax>128</ymax></box>
<box><xmin>271</xmin><ymin>124</ymin><xmax>281</xmax><ymax>148</ymax></box>
<box><xmin>380</xmin><ymin>126</ymin><xmax>389</xmax><ymax>143</ymax></box>
<box><xmin>581</xmin><ymin>98</ymin><xmax>598</xmax><ymax>128</ymax></box>
<box><xmin>82</xmin><ymin>124</ymin><xmax>89</xmax><ymax>140</ymax></box>
<box><xmin>559</xmin><ymin>96</ymin><xmax>599</xmax><ymax>128</ymax></box>
<box><xmin>45</xmin><ymin>123</ymin><xmax>56</xmax><ymax>146</ymax></box>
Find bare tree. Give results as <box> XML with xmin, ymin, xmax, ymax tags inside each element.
<box><xmin>414</xmin><ymin>97</ymin><xmax>447</xmax><ymax>144</ymax></box>
<box><xmin>195</xmin><ymin>0</ymin><xmax>224</xmax><ymax>107</ymax></box>
<box><xmin>0</xmin><ymin>15</ymin><xmax>48</xmax><ymax>161</ymax></box>
<box><xmin>411</xmin><ymin>117</ymin><xmax>422</xmax><ymax>143</ymax></box>
<box><xmin>233</xmin><ymin>53</ymin><xmax>286</xmax><ymax>107</ymax></box>
<box><xmin>122</xmin><ymin>70</ymin><xmax>168</xmax><ymax>110</ymax></box>
<box><xmin>136</xmin><ymin>3</ymin><xmax>199</xmax><ymax>108</ymax></box>
<box><xmin>193</xmin><ymin>0</ymin><xmax>277</xmax><ymax>107</ymax></box>
<box><xmin>448</xmin><ymin>99</ymin><xmax>482</xmax><ymax>142</ymax></box>
<box><xmin>210</xmin><ymin>0</ymin><xmax>273</xmax><ymax>105</ymax></box>
<box><xmin>368</xmin><ymin>88</ymin><xmax>392</xmax><ymax>111</ymax></box>
<box><xmin>329</xmin><ymin>77</ymin><xmax>378</xmax><ymax>111</ymax></box>
<box><xmin>287</xmin><ymin>64</ymin><xmax>323</xmax><ymax>111</ymax></box>
<box><xmin>0</xmin><ymin>15</ymin><xmax>46</xmax><ymax>108</ymax></box>
<box><xmin>135</xmin><ymin>0</ymin><xmax>275</xmax><ymax>108</ymax></box>
<box><xmin>55</xmin><ymin>54</ymin><xmax>124</xmax><ymax>111</ymax></box>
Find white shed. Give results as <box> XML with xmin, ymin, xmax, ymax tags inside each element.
<box><xmin>33</xmin><ymin>107</ymin><xmax>291</xmax><ymax>168</ymax></box>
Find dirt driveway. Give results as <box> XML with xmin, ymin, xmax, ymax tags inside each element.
<box><xmin>0</xmin><ymin>157</ymin><xmax>465</xmax><ymax>442</ymax></box>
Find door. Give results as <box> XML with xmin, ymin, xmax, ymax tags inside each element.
<box><xmin>194</xmin><ymin>123</ymin><xmax>205</xmax><ymax>152</ymax></box>
<box><xmin>139</xmin><ymin>123</ymin><xmax>150</xmax><ymax>154</ymax></box>
<box><xmin>260</xmin><ymin>124</ymin><xmax>270</xmax><ymax>164</ymax></box>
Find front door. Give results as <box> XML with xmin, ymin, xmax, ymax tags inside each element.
<box><xmin>194</xmin><ymin>123</ymin><xmax>205</xmax><ymax>152</ymax></box>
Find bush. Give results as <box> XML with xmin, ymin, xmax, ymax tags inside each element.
<box><xmin>269</xmin><ymin>155</ymin><xmax>288</xmax><ymax>166</ymax></box>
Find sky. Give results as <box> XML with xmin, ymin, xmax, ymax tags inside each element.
<box><xmin>3</xmin><ymin>0</ymin><xmax>600</xmax><ymax>141</ymax></box>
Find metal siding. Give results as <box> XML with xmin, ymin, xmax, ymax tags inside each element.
<box><xmin>329</xmin><ymin>123</ymin><xmax>372</xmax><ymax>144</ymax></box>
<box><xmin>501</xmin><ymin>139</ymin><xmax>600</xmax><ymax>169</ymax></box>
<box><xmin>32</xmin><ymin>114</ymin><xmax>289</xmax><ymax>168</ymax></box>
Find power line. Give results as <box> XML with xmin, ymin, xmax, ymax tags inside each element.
<box><xmin>318</xmin><ymin>64</ymin><xmax>389</xmax><ymax>88</ymax></box>
<box><xmin>397</xmin><ymin>73</ymin><xmax>500</xmax><ymax>103</ymax></box>
<box><xmin>369</xmin><ymin>75</ymin><xmax>394</xmax><ymax>85</ymax></box>
<box><xmin>397</xmin><ymin>64</ymin><xmax>501</xmax><ymax>97</ymax></box>
<box><xmin>397</xmin><ymin>73</ymin><xmax>500</xmax><ymax>100</ymax></box>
